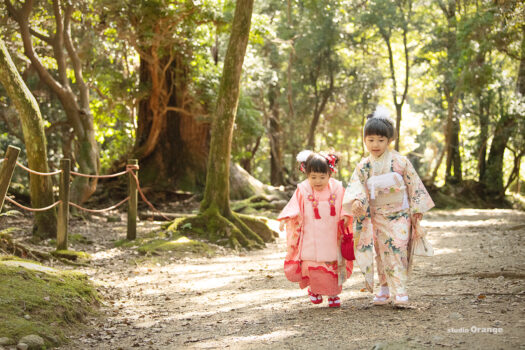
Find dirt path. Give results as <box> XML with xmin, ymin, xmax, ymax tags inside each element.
<box><xmin>48</xmin><ymin>209</ymin><xmax>525</xmax><ymax>349</ymax></box>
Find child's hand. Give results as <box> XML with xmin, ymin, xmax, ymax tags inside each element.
<box><xmin>343</xmin><ymin>216</ymin><xmax>350</xmax><ymax>227</ymax></box>
<box><xmin>279</xmin><ymin>220</ymin><xmax>286</xmax><ymax>232</ymax></box>
<box><xmin>351</xmin><ymin>200</ymin><xmax>364</xmax><ymax>217</ymax></box>
<box><xmin>413</xmin><ymin>213</ymin><xmax>423</xmax><ymax>221</ymax></box>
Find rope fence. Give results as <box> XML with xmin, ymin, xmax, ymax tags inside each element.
<box><xmin>15</xmin><ymin>161</ymin><xmax>62</xmax><ymax>176</ymax></box>
<box><xmin>70</xmin><ymin>169</ymin><xmax>129</xmax><ymax>178</ymax></box>
<box><xmin>4</xmin><ymin>196</ymin><xmax>61</xmax><ymax>212</ymax></box>
<box><xmin>69</xmin><ymin>197</ymin><xmax>130</xmax><ymax>213</ymax></box>
<box><xmin>0</xmin><ymin>145</ymin><xmax>171</xmax><ymax>250</ymax></box>
<box><xmin>129</xmin><ymin>170</ymin><xmax>171</xmax><ymax>221</ymax></box>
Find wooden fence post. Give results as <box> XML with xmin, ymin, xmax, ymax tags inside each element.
<box><xmin>57</xmin><ymin>159</ymin><xmax>70</xmax><ymax>250</ymax></box>
<box><xmin>127</xmin><ymin>159</ymin><xmax>138</xmax><ymax>240</ymax></box>
<box><xmin>0</xmin><ymin>146</ymin><xmax>20</xmax><ymax>213</ymax></box>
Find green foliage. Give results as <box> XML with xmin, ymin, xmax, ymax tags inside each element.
<box><xmin>0</xmin><ymin>0</ymin><xmax>523</xmax><ymax>200</ymax></box>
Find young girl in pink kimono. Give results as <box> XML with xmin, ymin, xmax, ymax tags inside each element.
<box><xmin>278</xmin><ymin>151</ymin><xmax>353</xmax><ymax>308</ymax></box>
<box><xmin>343</xmin><ymin>106</ymin><xmax>434</xmax><ymax>306</ymax></box>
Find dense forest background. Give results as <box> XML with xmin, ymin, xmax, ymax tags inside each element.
<box><xmin>0</xmin><ymin>0</ymin><xmax>524</xmax><ymax>209</ymax></box>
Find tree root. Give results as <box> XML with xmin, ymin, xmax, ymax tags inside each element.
<box><xmin>171</xmin><ymin>210</ymin><xmax>272</xmax><ymax>249</ymax></box>
<box><xmin>0</xmin><ymin>234</ymin><xmax>87</xmax><ymax>266</ymax></box>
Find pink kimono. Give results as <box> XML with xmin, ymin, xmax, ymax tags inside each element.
<box><xmin>278</xmin><ymin>178</ymin><xmax>353</xmax><ymax>296</ymax></box>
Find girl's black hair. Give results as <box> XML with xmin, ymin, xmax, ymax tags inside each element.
<box><xmin>363</xmin><ymin>113</ymin><xmax>395</xmax><ymax>139</ymax></box>
<box><xmin>304</xmin><ymin>153</ymin><xmax>339</xmax><ymax>174</ymax></box>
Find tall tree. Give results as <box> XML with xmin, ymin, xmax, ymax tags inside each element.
<box><xmin>187</xmin><ymin>0</ymin><xmax>269</xmax><ymax>249</ymax></box>
<box><xmin>5</xmin><ymin>0</ymin><xmax>100</xmax><ymax>204</ymax></box>
<box><xmin>0</xmin><ymin>39</ymin><xmax>56</xmax><ymax>238</ymax></box>
<box><xmin>97</xmin><ymin>0</ymin><xmax>215</xmax><ymax>192</ymax></box>
<box><xmin>475</xmin><ymin>2</ymin><xmax>524</xmax><ymax>196</ymax></box>
<box><xmin>361</xmin><ymin>0</ymin><xmax>414</xmax><ymax>151</ymax></box>
<box><xmin>292</xmin><ymin>1</ymin><xmax>340</xmax><ymax>149</ymax></box>
<box><xmin>436</xmin><ymin>0</ymin><xmax>463</xmax><ymax>184</ymax></box>
<box><xmin>267</xmin><ymin>52</ymin><xmax>286</xmax><ymax>186</ymax></box>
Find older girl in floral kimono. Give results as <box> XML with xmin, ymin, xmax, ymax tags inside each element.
<box><xmin>278</xmin><ymin>151</ymin><xmax>353</xmax><ymax>308</ymax></box>
<box><xmin>343</xmin><ymin>106</ymin><xmax>434</xmax><ymax>306</ymax></box>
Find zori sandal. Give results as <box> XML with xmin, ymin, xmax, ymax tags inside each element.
<box><xmin>372</xmin><ymin>293</ymin><xmax>391</xmax><ymax>305</ymax></box>
<box><xmin>328</xmin><ymin>296</ymin><xmax>341</xmax><ymax>308</ymax></box>
<box><xmin>393</xmin><ymin>295</ymin><xmax>409</xmax><ymax>306</ymax></box>
<box><xmin>308</xmin><ymin>289</ymin><xmax>323</xmax><ymax>304</ymax></box>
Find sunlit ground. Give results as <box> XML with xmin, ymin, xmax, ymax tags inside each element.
<box><xmin>66</xmin><ymin>209</ymin><xmax>525</xmax><ymax>349</ymax></box>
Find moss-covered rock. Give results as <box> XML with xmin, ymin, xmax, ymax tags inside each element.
<box><xmin>0</xmin><ymin>258</ymin><xmax>99</xmax><ymax>347</ymax></box>
<box><xmin>235</xmin><ymin>214</ymin><xmax>278</xmax><ymax>242</ymax></box>
<box><xmin>114</xmin><ymin>229</ymin><xmax>168</xmax><ymax>248</ymax></box>
<box><xmin>114</xmin><ymin>223</ymin><xmax>216</xmax><ymax>259</ymax></box>
<box><xmin>137</xmin><ymin>236</ymin><xmax>215</xmax><ymax>257</ymax></box>
<box><xmin>51</xmin><ymin>250</ymin><xmax>91</xmax><ymax>262</ymax></box>
<box><xmin>68</xmin><ymin>234</ymin><xmax>93</xmax><ymax>245</ymax></box>
<box><xmin>231</xmin><ymin>195</ymin><xmax>286</xmax><ymax>216</ymax></box>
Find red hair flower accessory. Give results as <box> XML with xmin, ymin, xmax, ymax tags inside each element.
<box><xmin>326</xmin><ymin>154</ymin><xmax>337</xmax><ymax>173</ymax></box>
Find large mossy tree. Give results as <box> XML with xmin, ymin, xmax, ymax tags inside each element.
<box><xmin>0</xmin><ymin>39</ymin><xmax>56</xmax><ymax>239</ymax></box>
<box><xmin>5</xmin><ymin>0</ymin><xmax>100</xmax><ymax>204</ymax></box>
<box><xmin>174</xmin><ymin>0</ymin><xmax>272</xmax><ymax>249</ymax></box>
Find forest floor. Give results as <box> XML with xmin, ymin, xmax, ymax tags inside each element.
<box><xmin>3</xmin><ymin>207</ymin><xmax>525</xmax><ymax>350</ymax></box>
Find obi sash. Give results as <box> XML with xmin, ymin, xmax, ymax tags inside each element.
<box><xmin>366</xmin><ymin>172</ymin><xmax>409</xmax><ymax>210</ymax></box>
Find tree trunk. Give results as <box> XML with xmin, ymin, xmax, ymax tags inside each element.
<box><xmin>439</xmin><ymin>0</ymin><xmax>463</xmax><ymax>186</ymax></box>
<box><xmin>484</xmin><ymin>115</ymin><xmax>514</xmax><ymax>196</ymax></box>
<box><xmin>201</xmin><ymin>0</ymin><xmax>254</xmax><ymax>214</ymax></box>
<box><xmin>383</xmin><ymin>33</ymin><xmax>409</xmax><ymax>152</ymax></box>
<box><xmin>445</xmin><ymin>95</ymin><xmax>462</xmax><ymax>184</ymax></box>
<box><xmin>134</xmin><ymin>57</ymin><xmax>209</xmax><ymax>192</ymax></box>
<box><xmin>477</xmin><ymin>92</ymin><xmax>490</xmax><ymax>182</ymax></box>
<box><xmin>239</xmin><ymin>136</ymin><xmax>260</xmax><ymax>174</ymax></box>
<box><xmin>0</xmin><ymin>39</ymin><xmax>56</xmax><ymax>239</ymax></box>
<box><xmin>7</xmin><ymin>0</ymin><xmax>100</xmax><ymax>204</ymax></box>
<box><xmin>306</xmin><ymin>77</ymin><xmax>333</xmax><ymax>149</ymax></box>
<box><xmin>504</xmin><ymin>149</ymin><xmax>524</xmax><ymax>193</ymax></box>
<box><xmin>394</xmin><ymin>104</ymin><xmax>402</xmax><ymax>150</ymax></box>
<box><xmin>430</xmin><ymin>146</ymin><xmax>445</xmax><ymax>184</ymax></box>
<box><xmin>197</xmin><ymin>0</ymin><xmax>265</xmax><ymax>249</ymax></box>
<box><xmin>268</xmin><ymin>79</ymin><xmax>285</xmax><ymax>186</ymax></box>
<box><xmin>517</xmin><ymin>26</ymin><xmax>525</xmax><ymax>96</ymax></box>
<box><xmin>286</xmin><ymin>0</ymin><xmax>296</xmax><ymax>182</ymax></box>
<box><xmin>483</xmin><ymin>89</ymin><xmax>516</xmax><ymax>197</ymax></box>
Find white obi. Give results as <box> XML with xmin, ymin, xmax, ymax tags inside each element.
<box><xmin>366</xmin><ymin>172</ymin><xmax>409</xmax><ymax>210</ymax></box>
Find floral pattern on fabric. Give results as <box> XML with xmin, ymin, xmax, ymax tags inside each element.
<box><xmin>343</xmin><ymin>150</ymin><xmax>434</xmax><ymax>294</ymax></box>
<box><xmin>278</xmin><ymin>179</ymin><xmax>354</xmax><ymax>295</ymax></box>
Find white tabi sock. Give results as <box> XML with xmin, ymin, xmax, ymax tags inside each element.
<box><xmin>377</xmin><ymin>286</ymin><xmax>389</xmax><ymax>297</ymax></box>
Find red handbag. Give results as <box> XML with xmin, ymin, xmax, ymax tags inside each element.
<box><xmin>339</xmin><ymin>219</ymin><xmax>355</xmax><ymax>261</ymax></box>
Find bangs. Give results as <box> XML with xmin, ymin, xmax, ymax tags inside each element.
<box><xmin>364</xmin><ymin>118</ymin><xmax>394</xmax><ymax>139</ymax></box>
<box><xmin>305</xmin><ymin>154</ymin><xmax>330</xmax><ymax>174</ymax></box>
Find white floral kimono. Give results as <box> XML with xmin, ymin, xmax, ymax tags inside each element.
<box><xmin>343</xmin><ymin>149</ymin><xmax>434</xmax><ymax>296</ymax></box>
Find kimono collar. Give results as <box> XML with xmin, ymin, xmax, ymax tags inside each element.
<box><xmin>369</xmin><ymin>148</ymin><xmax>392</xmax><ymax>176</ymax></box>
<box><xmin>299</xmin><ymin>178</ymin><xmax>337</xmax><ymax>219</ymax></box>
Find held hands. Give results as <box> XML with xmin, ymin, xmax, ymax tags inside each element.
<box><xmin>279</xmin><ymin>215</ymin><xmax>302</xmax><ymax>232</ymax></box>
<box><xmin>343</xmin><ymin>216</ymin><xmax>350</xmax><ymax>227</ymax></box>
<box><xmin>412</xmin><ymin>213</ymin><xmax>423</xmax><ymax>221</ymax></box>
<box><xmin>351</xmin><ymin>200</ymin><xmax>365</xmax><ymax>217</ymax></box>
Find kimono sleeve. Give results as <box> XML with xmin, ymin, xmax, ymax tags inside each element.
<box><xmin>278</xmin><ymin>189</ymin><xmax>301</xmax><ymax>221</ymax></box>
<box><xmin>402</xmin><ymin>157</ymin><xmax>435</xmax><ymax>214</ymax></box>
<box><xmin>341</xmin><ymin>188</ymin><xmax>351</xmax><ymax>218</ymax></box>
<box><xmin>342</xmin><ymin>163</ymin><xmax>368</xmax><ymax>213</ymax></box>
